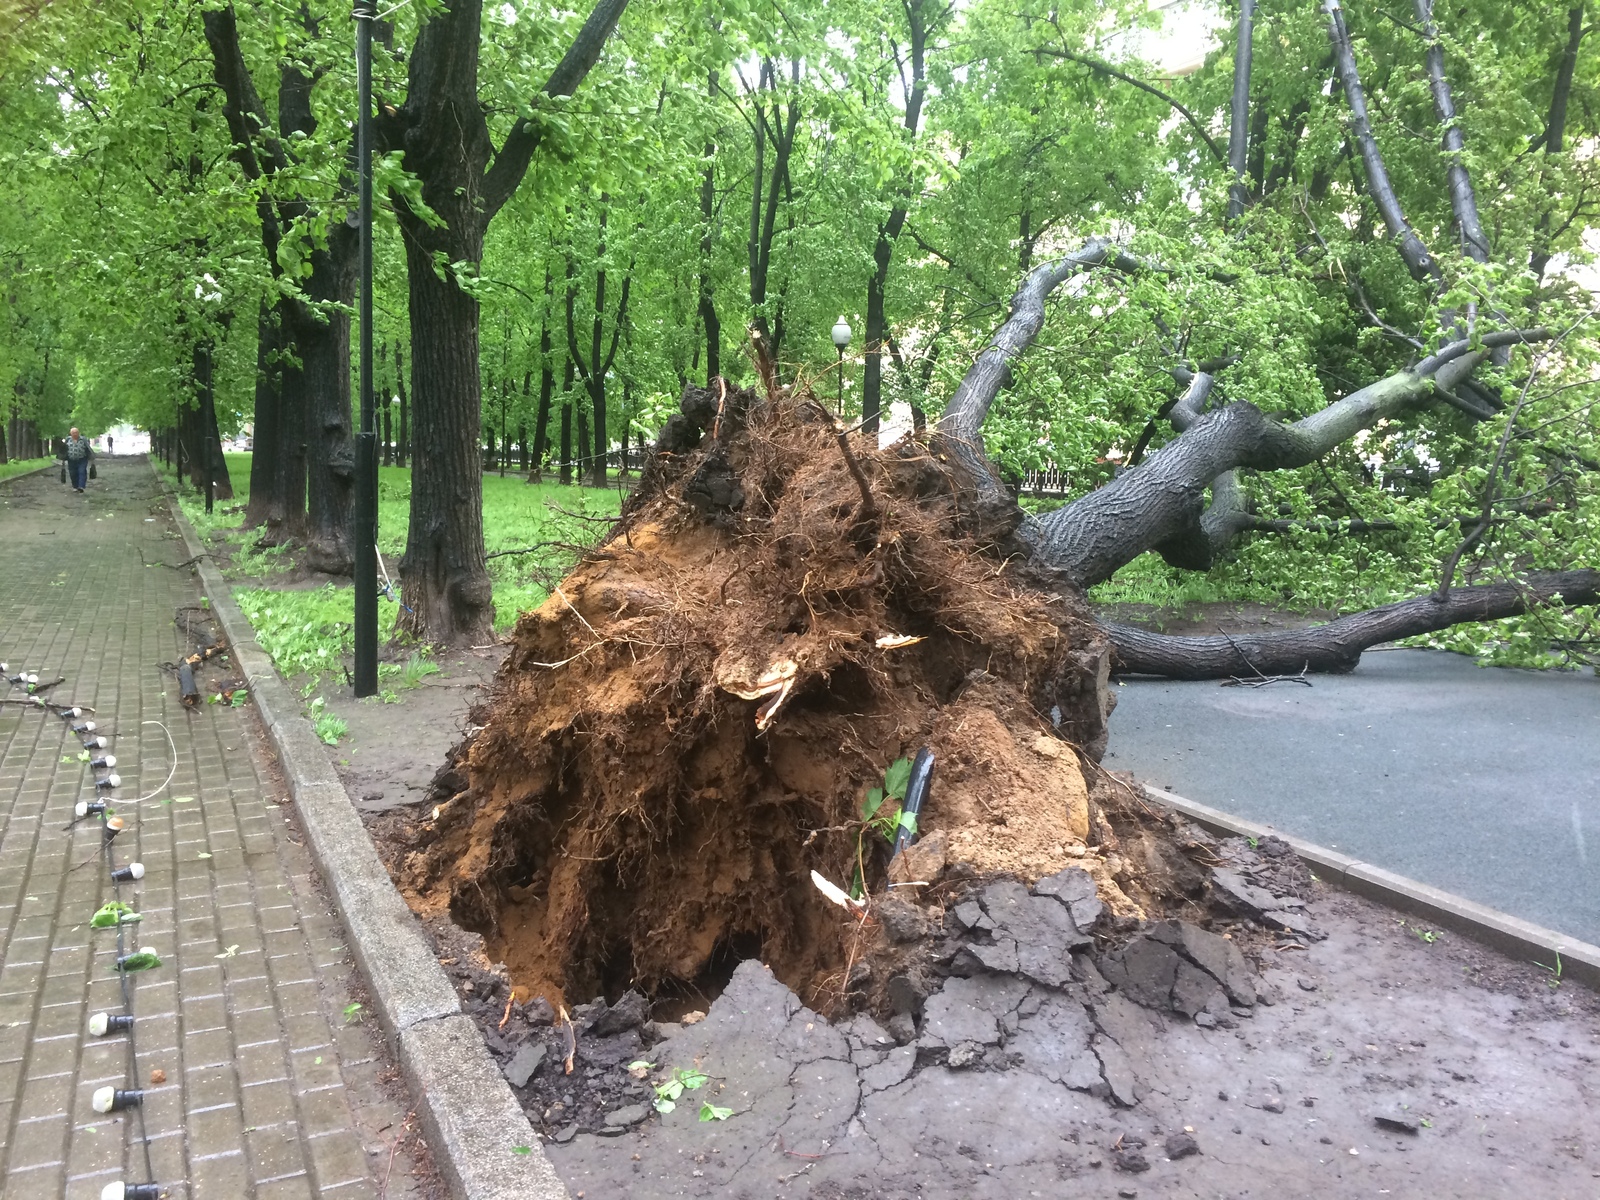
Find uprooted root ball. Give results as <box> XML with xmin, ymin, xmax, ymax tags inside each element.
<box><xmin>397</xmin><ymin>382</ymin><xmax>1122</xmax><ymax>1012</ymax></box>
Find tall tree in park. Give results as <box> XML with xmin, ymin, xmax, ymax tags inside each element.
<box><xmin>858</xmin><ymin>0</ymin><xmax>951</xmax><ymax>434</ymax></box>
<box><xmin>375</xmin><ymin>0</ymin><xmax>628</xmax><ymax>643</ymax></box>
<box><xmin>203</xmin><ymin>5</ymin><xmax>358</xmax><ymax>570</ymax></box>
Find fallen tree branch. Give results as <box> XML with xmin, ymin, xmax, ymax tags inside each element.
<box><xmin>1105</xmin><ymin>568</ymin><xmax>1600</xmax><ymax>679</ymax></box>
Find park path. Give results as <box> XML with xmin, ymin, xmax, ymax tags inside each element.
<box><xmin>1106</xmin><ymin>647</ymin><xmax>1600</xmax><ymax>946</ymax></box>
<box><xmin>0</xmin><ymin>459</ymin><xmax>426</xmax><ymax>1199</ymax></box>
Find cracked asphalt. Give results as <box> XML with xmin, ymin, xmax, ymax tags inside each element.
<box><xmin>1105</xmin><ymin>649</ymin><xmax>1600</xmax><ymax>946</ymax></box>
<box><xmin>547</xmin><ymin>893</ymin><xmax>1600</xmax><ymax>1200</ymax></box>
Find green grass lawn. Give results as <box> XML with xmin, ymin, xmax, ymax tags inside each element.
<box><xmin>0</xmin><ymin>457</ymin><xmax>52</xmax><ymax>482</ymax></box>
<box><xmin>156</xmin><ymin>451</ymin><xmax>623</xmax><ymax>734</ymax></box>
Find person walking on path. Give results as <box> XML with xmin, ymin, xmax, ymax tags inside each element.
<box><xmin>61</xmin><ymin>426</ymin><xmax>93</xmax><ymax>491</ymax></box>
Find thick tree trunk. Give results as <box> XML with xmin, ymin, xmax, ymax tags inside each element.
<box><xmin>292</xmin><ymin>226</ymin><xmax>358</xmax><ymax>575</ymax></box>
<box><xmin>266</xmin><ymin>306</ymin><xmax>309</xmax><ymax>543</ymax></box>
<box><xmin>377</xmin><ymin>0</ymin><xmax>626</xmax><ymax>642</ymax></box>
<box><xmin>1032</xmin><ymin>332</ymin><xmax>1538</xmax><ymax>586</ymax></box>
<box><xmin>1108</xmin><ymin>570</ymin><xmax>1600</xmax><ymax>678</ymax></box>
<box><xmin>395</xmin><ymin>341</ymin><xmax>409</xmax><ymax>468</ymax></box>
<box><xmin>396</xmin><ymin>221</ymin><xmax>495</xmax><ymax>641</ymax></box>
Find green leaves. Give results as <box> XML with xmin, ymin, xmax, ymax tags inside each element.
<box><xmin>652</xmin><ymin>1066</ymin><xmax>710</xmax><ymax>1114</ymax></box>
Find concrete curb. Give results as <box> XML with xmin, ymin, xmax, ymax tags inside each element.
<box><xmin>159</xmin><ymin>477</ymin><xmax>569</xmax><ymax>1200</ymax></box>
<box><xmin>1142</xmin><ymin>783</ymin><xmax>1600</xmax><ymax>991</ymax></box>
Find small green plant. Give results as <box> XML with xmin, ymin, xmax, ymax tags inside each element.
<box><xmin>308</xmin><ymin>698</ymin><xmax>348</xmax><ymax>746</ymax></box>
<box><xmin>342</xmin><ymin>1001</ymin><xmax>364</xmax><ymax>1024</ymax></box>
<box><xmin>1247</xmin><ymin>836</ymin><xmax>1260</xmax><ymax>849</ymax></box>
<box><xmin>652</xmin><ymin>1067</ymin><xmax>710</xmax><ymax>1114</ymax></box>
<box><xmin>1535</xmin><ymin>952</ymin><xmax>1564</xmax><ymax>988</ymax></box>
<box><xmin>698</xmin><ymin>1102</ymin><xmax>732</xmax><ymax>1122</ymax></box>
<box><xmin>852</xmin><ymin>756</ymin><xmax>916</xmax><ymax>898</ymax></box>
<box><xmin>1410</xmin><ymin>926</ymin><xmax>1439</xmax><ymax>944</ymax></box>
<box><xmin>399</xmin><ymin>650</ymin><xmax>440</xmax><ymax>688</ymax></box>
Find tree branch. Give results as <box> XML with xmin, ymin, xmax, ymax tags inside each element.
<box><xmin>1106</xmin><ymin>569</ymin><xmax>1600</xmax><ymax>678</ymax></box>
<box><xmin>936</xmin><ymin>239</ymin><xmax>1141</xmax><ymax>489</ymax></box>
<box><xmin>1414</xmin><ymin>0</ymin><xmax>1489</xmax><ymax>263</ymax></box>
<box><xmin>1323</xmin><ymin>0</ymin><xmax>1441</xmax><ymax>283</ymax></box>
<box><xmin>1038</xmin><ymin>44</ymin><xmax>1226</xmax><ymax>165</ymax></box>
<box><xmin>481</xmin><ymin>0</ymin><xmax>629</xmax><ymax>223</ymax></box>
<box><xmin>1030</xmin><ymin>328</ymin><xmax>1552</xmax><ymax>586</ymax></box>
<box><xmin>1226</xmin><ymin>0</ymin><xmax>1256</xmax><ymax>221</ymax></box>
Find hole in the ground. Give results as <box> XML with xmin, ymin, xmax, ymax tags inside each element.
<box><xmin>647</xmin><ymin>931</ymin><xmax>765</xmax><ymax>1022</ymax></box>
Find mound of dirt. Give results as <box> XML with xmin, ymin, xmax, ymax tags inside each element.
<box><xmin>396</xmin><ymin>381</ymin><xmax>1124</xmax><ymax>1012</ymax></box>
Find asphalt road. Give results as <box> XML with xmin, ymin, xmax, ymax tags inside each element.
<box><xmin>1104</xmin><ymin>648</ymin><xmax>1600</xmax><ymax>946</ymax></box>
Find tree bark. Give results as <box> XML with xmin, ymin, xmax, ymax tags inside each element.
<box><xmin>1530</xmin><ymin>5</ymin><xmax>1587</xmax><ymax>280</ymax></box>
<box><xmin>290</xmin><ymin>223</ymin><xmax>358</xmax><ymax>575</ymax></box>
<box><xmin>267</xmin><ymin>299</ymin><xmax>309</xmax><ymax>543</ymax></box>
<box><xmin>936</xmin><ymin>239</ymin><xmax>1140</xmax><ymax>496</ymax></box>
<box><xmin>1107</xmin><ymin>570</ymin><xmax>1600</xmax><ymax>678</ymax></box>
<box><xmin>559</xmin><ymin>353</ymin><xmax>575</xmax><ymax>486</ymax></box>
<box><xmin>194</xmin><ymin>343</ymin><xmax>234</xmax><ymax>500</ymax></box>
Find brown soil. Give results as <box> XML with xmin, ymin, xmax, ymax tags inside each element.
<box><xmin>395</xmin><ymin>382</ymin><xmax>1122</xmax><ymax>1013</ymax></box>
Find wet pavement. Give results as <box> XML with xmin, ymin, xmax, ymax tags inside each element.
<box><xmin>0</xmin><ymin>460</ymin><xmax>426</xmax><ymax>1199</ymax></box>
<box><xmin>1105</xmin><ymin>648</ymin><xmax>1600</xmax><ymax>945</ymax></box>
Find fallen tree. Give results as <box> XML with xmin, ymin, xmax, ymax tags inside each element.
<box><xmin>933</xmin><ymin>0</ymin><xmax>1596</xmax><ymax>680</ymax></box>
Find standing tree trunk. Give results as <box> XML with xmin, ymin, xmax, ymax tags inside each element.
<box><xmin>290</xmin><ymin>224</ymin><xmax>358</xmax><ymax>575</ymax></box>
<box><xmin>246</xmin><ymin>303</ymin><xmax>281</xmax><ymax>528</ymax></box>
<box><xmin>268</xmin><ymin>301</ymin><xmax>309</xmax><ymax>545</ymax></box>
<box><xmin>193</xmin><ymin>343</ymin><xmax>235</xmax><ymax>500</ymax></box>
<box><xmin>698</xmin><ymin>86</ymin><xmax>721</xmax><ymax>386</ymax></box>
<box><xmin>530</xmin><ymin>314</ymin><xmax>554</xmax><ymax>483</ymax></box>
<box><xmin>559</xmin><ymin>353</ymin><xmax>575</xmax><ymax>486</ymax></box>
<box><xmin>395</xmin><ymin>341</ymin><xmax>409</xmax><ymax>468</ymax></box>
<box><xmin>377</xmin><ymin>0</ymin><xmax>628</xmax><ymax>643</ymax></box>
<box><xmin>1225</xmin><ymin>0</ymin><xmax>1256</xmax><ymax>222</ymax></box>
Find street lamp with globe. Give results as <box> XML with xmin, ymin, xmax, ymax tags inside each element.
<box><xmin>831</xmin><ymin>317</ymin><xmax>852</xmax><ymax>414</ymax></box>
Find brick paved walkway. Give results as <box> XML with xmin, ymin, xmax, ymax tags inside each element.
<box><xmin>0</xmin><ymin>460</ymin><xmax>428</xmax><ymax>1199</ymax></box>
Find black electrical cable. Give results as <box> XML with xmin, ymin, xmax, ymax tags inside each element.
<box><xmin>76</xmin><ymin>694</ymin><xmax>159</xmax><ymax>1191</ymax></box>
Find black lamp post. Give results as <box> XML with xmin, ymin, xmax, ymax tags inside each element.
<box><xmin>353</xmin><ymin>0</ymin><xmax>378</xmax><ymax>697</ymax></box>
<box><xmin>831</xmin><ymin>317</ymin><xmax>852</xmax><ymax>415</ymax></box>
